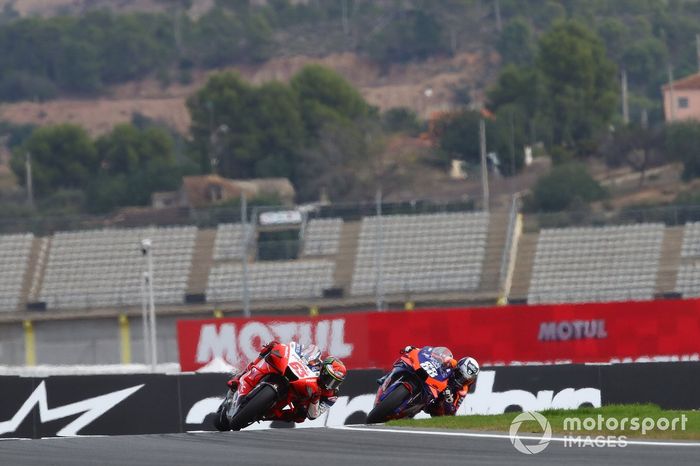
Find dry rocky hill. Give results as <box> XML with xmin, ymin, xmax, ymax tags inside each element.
<box><xmin>0</xmin><ymin>51</ymin><xmax>498</xmax><ymax>136</ymax></box>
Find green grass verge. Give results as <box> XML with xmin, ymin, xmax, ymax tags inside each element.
<box><xmin>388</xmin><ymin>404</ymin><xmax>700</xmax><ymax>440</ymax></box>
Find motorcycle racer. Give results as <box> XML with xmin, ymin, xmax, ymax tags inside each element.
<box><xmin>226</xmin><ymin>341</ymin><xmax>346</xmax><ymax>423</ymax></box>
<box><xmin>275</xmin><ymin>356</ymin><xmax>346</xmax><ymax>422</ymax></box>
<box><xmin>395</xmin><ymin>346</ymin><xmax>479</xmax><ymax>417</ymax></box>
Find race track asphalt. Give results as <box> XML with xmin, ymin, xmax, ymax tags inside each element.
<box><xmin>2</xmin><ymin>426</ymin><xmax>700</xmax><ymax>466</ymax></box>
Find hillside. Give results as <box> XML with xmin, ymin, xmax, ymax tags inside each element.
<box><xmin>0</xmin><ymin>0</ymin><xmax>211</xmax><ymax>17</ymax></box>
<box><xmin>0</xmin><ymin>50</ymin><xmax>497</xmax><ymax>136</ymax></box>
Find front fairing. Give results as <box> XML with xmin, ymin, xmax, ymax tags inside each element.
<box><xmin>416</xmin><ymin>347</ymin><xmax>453</xmax><ymax>397</ymax></box>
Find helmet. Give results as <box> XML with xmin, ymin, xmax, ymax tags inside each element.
<box><xmin>454</xmin><ymin>357</ymin><xmax>479</xmax><ymax>385</ymax></box>
<box><xmin>318</xmin><ymin>357</ymin><xmax>347</xmax><ymax>390</ymax></box>
<box><xmin>299</xmin><ymin>344</ymin><xmax>322</xmax><ymax>370</ymax></box>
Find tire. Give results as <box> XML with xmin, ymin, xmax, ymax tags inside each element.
<box><xmin>228</xmin><ymin>384</ymin><xmax>278</xmax><ymax>431</ymax></box>
<box><xmin>366</xmin><ymin>384</ymin><xmax>411</xmax><ymax>424</ymax></box>
<box><xmin>213</xmin><ymin>402</ymin><xmax>230</xmax><ymax>431</ymax></box>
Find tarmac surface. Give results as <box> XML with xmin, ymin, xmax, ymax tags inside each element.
<box><xmin>2</xmin><ymin>426</ymin><xmax>700</xmax><ymax>466</ymax></box>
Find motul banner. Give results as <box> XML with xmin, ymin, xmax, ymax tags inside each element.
<box><xmin>176</xmin><ymin>299</ymin><xmax>700</xmax><ymax>372</ymax></box>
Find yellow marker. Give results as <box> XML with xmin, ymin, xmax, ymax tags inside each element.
<box><xmin>119</xmin><ymin>314</ymin><xmax>131</xmax><ymax>364</ymax></box>
<box><xmin>497</xmin><ymin>296</ymin><xmax>508</xmax><ymax>306</ymax></box>
<box><xmin>214</xmin><ymin>309</ymin><xmax>224</xmax><ymax>319</ymax></box>
<box><xmin>404</xmin><ymin>301</ymin><xmax>415</xmax><ymax>311</ymax></box>
<box><xmin>23</xmin><ymin>320</ymin><xmax>36</xmax><ymax>366</ymax></box>
<box><xmin>309</xmin><ymin>305</ymin><xmax>319</xmax><ymax>317</ymax></box>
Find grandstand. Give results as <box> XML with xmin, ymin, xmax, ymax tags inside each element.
<box><xmin>2</xmin><ymin>202</ymin><xmax>700</xmax><ymax>367</ymax></box>
<box><xmin>675</xmin><ymin>222</ymin><xmax>700</xmax><ymax>298</ymax></box>
<box><xmin>526</xmin><ymin>224</ymin><xmax>664</xmax><ymax>304</ymax></box>
<box><xmin>350</xmin><ymin>212</ymin><xmax>489</xmax><ymax>296</ymax></box>
<box><xmin>301</xmin><ymin>218</ymin><xmax>343</xmax><ymax>256</ymax></box>
<box><xmin>39</xmin><ymin>226</ymin><xmax>196</xmax><ymax>310</ymax></box>
<box><xmin>207</xmin><ymin>260</ymin><xmax>335</xmax><ymax>302</ymax></box>
<box><xmin>0</xmin><ymin>234</ymin><xmax>34</xmax><ymax>313</ymax></box>
<box><xmin>0</xmin><ymin>203</ymin><xmax>699</xmax><ymax>317</ymax></box>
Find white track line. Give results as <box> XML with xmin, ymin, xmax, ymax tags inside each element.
<box><xmin>330</xmin><ymin>425</ymin><xmax>700</xmax><ymax>447</ymax></box>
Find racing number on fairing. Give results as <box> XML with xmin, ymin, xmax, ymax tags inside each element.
<box><xmin>289</xmin><ymin>360</ymin><xmax>312</xmax><ymax>378</ymax></box>
<box><xmin>420</xmin><ymin>361</ymin><xmax>438</xmax><ymax>377</ymax></box>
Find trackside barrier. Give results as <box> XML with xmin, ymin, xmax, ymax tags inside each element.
<box><xmin>177</xmin><ymin>299</ymin><xmax>700</xmax><ymax>371</ymax></box>
<box><xmin>1</xmin><ymin>362</ymin><xmax>700</xmax><ymax>438</ymax></box>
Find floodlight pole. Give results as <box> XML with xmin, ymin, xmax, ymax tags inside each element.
<box><xmin>375</xmin><ymin>188</ymin><xmax>385</xmax><ymax>311</ymax></box>
<box><xmin>146</xmin><ymin>247</ymin><xmax>157</xmax><ymax>372</ymax></box>
<box><xmin>140</xmin><ymin>271</ymin><xmax>150</xmax><ymax>366</ymax></box>
<box><xmin>241</xmin><ymin>194</ymin><xmax>251</xmax><ymax>318</ymax></box>
<box><xmin>480</xmin><ymin>118</ymin><xmax>490</xmax><ymax>211</ymax></box>
<box><xmin>26</xmin><ymin>152</ymin><xmax>34</xmax><ymax>209</ymax></box>
<box><xmin>141</xmin><ymin>238</ymin><xmax>157</xmax><ymax>372</ymax></box>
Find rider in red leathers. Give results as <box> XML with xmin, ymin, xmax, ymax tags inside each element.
<box><xmin>226</xmin><ymin>341</ymin><xmax>346</xmax><ymax>423</ymax></box>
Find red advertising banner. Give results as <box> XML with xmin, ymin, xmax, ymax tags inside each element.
<box><xmin>177</xmin><ymin>299</ymin><xmax>700</xmax><ymax>371</ymax></box>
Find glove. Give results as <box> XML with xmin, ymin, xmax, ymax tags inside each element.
<box><xmin>443</xmin><ymin>387</ymin><xmax>454</xmax><ymax>404</ymax></box>
<box><xmin>226</xmin><ymin>372</ymin><xmax>241</xmax><ymax>390</ymax></box>
<box><xmin>400</xmin><ymin>345</ymin><xmax>416</xmax><ymax>355</ymax></box>
<box><xmin>260</xmin><ymin>340</ymin><xmax>279</xmax><ymax>356</ymax></box>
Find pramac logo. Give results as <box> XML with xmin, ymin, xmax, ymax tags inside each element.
<box><xmin>195</xmin><ymin>318</ymin><xmax>354</xmax><ymax>368</ymax></box>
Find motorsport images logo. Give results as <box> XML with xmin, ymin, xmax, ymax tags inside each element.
<box><xmin>508</xmin><ymin>411</ymin><xmax>689</xmax><ymax>454</ymax></box>
<box><xmin>508</xmin><ymin>411</ymin><xmax>552</xmax><ymax>455</ymax></box>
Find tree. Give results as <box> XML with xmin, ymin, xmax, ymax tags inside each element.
<box><xmin>665</xmin><ymin>120</ymin><xmax>700</xmax><ymax>180</ymax></box>
<box><xmin>433</xmin><ymin>109</ymin><xmax>485</xmax><ymax>166</ymax></box>
<box><xmin>491</xmin><ymin>104</ymin><xmax>528</xmax><ymax>175</ymax></box>
<box><xmin>529</xmin><ymin>163</ymin><xmax>606</xmax><ymax>212</ymax></box>
<box><xmin>291</xmin><ymin>64</ymin><xmax>369</xmax><ymax>139</ymax></box>
<box><xmin>364</xmin><ymin>10</ymin><xmax>448</xmax><ymax>64</ymax></box>
<box><xmin>96</xmin><ymin>124</ymin><xmax>175</xmax><ymax>175</ymax></box>
<box><xmin>497</xmin><ymin>17</ymin><xmax>535</xmax><ymax>66</ymax></box>
<box><xmin>295</xmin><ymin>119</ymin><xmax>382</xmax><ymax>202</ymax></box>
<box><xmin>86</xmin><ymin>123</ymin><xmax>193</xmax><ymax>213</ymax></box>
<box><xmin>537</xmin><ymin>20</ymin><xmax>618</xmax><ymax>151</ymax></box>
<box><xmin>11</xmin><ymin>124</ymin><xmax>98</xmax><ymax>197</ymax></box>
<box><xmin>488</xmin><ymin>64</ymin><xmax>544</xmax><ymax>121</ymax></box>
<box><xmin>381</xmin><ymin>107</ymin><xmax>422</xmax><ymax>136</ymax></box>
<box><xmin>187</xmin><ymin>72</ymin><xmax>305</xmax><ymax>179</ymax></box>
<box><xmin>599</xmin><ymin>124</ymin><xmax>664</xmax><ymax>184</ymax></box>
<box><xmin>433</xmin><ymin>107</ymin><xmax>526</xmax><ymax>176</ymax></box>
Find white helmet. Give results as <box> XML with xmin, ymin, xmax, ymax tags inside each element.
<box><xmin>455</xmin><ymin>357</ymin><xmax>479</xmax><ymax>385</ymax></box>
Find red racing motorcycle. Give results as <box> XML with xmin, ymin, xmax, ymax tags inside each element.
<box><xmin>212</xmin><ymin>341</ymin><xmax>319</xmax><ymax>431</ymax></box>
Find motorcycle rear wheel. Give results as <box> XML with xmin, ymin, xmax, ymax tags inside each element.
<box><xmin>366</xmin><ymin>384</ymin><xmax>410</xmax><ymax>424</ymax></box>
<box><xmin>228</xmin><ymin>384</ymin><xmax>278</xmax><ymax>431</ymax></box>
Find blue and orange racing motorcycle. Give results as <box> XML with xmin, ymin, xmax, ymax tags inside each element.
<box><xmin>366</xmin><ymin>346</ymin><xmax>456</xmax><ymax>423</ymax></box>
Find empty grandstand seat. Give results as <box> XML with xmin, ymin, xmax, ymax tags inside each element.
<box><xmin>349</xmin><ymin>212</ymin><xmax>489</xmax><ymax>296</ymax></box>
<box><xmin>213</xmin><ymin>223</ymin><xmax>253</xmax><ymax>260</ymax></box>
<box><xmin>206</xmin><ymin>260</ymin><xmax>334</xmax><ymax>302</ymax></box>
<box><xmin>527</xmin><ymin>223</ymin><xmax>664</xmax><ymax>304</ymax></box>
<box><xmin>302</xmin><ymin>218</ymin><xmax>343</xmax><ymax>256</ymax></box>
<box><xmin>680</xmin><ymin>222</ymin><xmax>700</xmax><ymax>258</ymax></box>
<box><xmin>0</xmin><ymin>233</ymin><xmax>33</xmax><ymax>312</ymax></box>
<box><xmin>39</xmin><ymin>226</ymin><xmax>196</xmax><ymax>309</ymax></box>
<box><xmin>675</xmin><ymin>222</ymin><xmax>700</xmax><ymax>297</ymax></box>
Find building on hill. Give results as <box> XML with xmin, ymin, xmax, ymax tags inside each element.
<box><xmin>151</xmin><ymin>175</ymin><xmax>295</xmax><ymax>209</ymax></box>
<box><xmin>663</xmin><ymin>72</ymin><xmax>700</xmax><ymax>122</ymax></box>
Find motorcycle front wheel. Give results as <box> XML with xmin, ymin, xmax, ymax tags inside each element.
<box><xmin>228</xmin><ymin>384</ymin><xmax>278</xmax><ymax>431</ymax></box>
<box><xmin>213</xmin><ymin>396</ymin><xmax>231</xmax><ymax>431</ymax></box>
<box><xmin>366</xmin><ymin>384</ymin><xmax>411</xmax><ymax>424</ymax></box>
